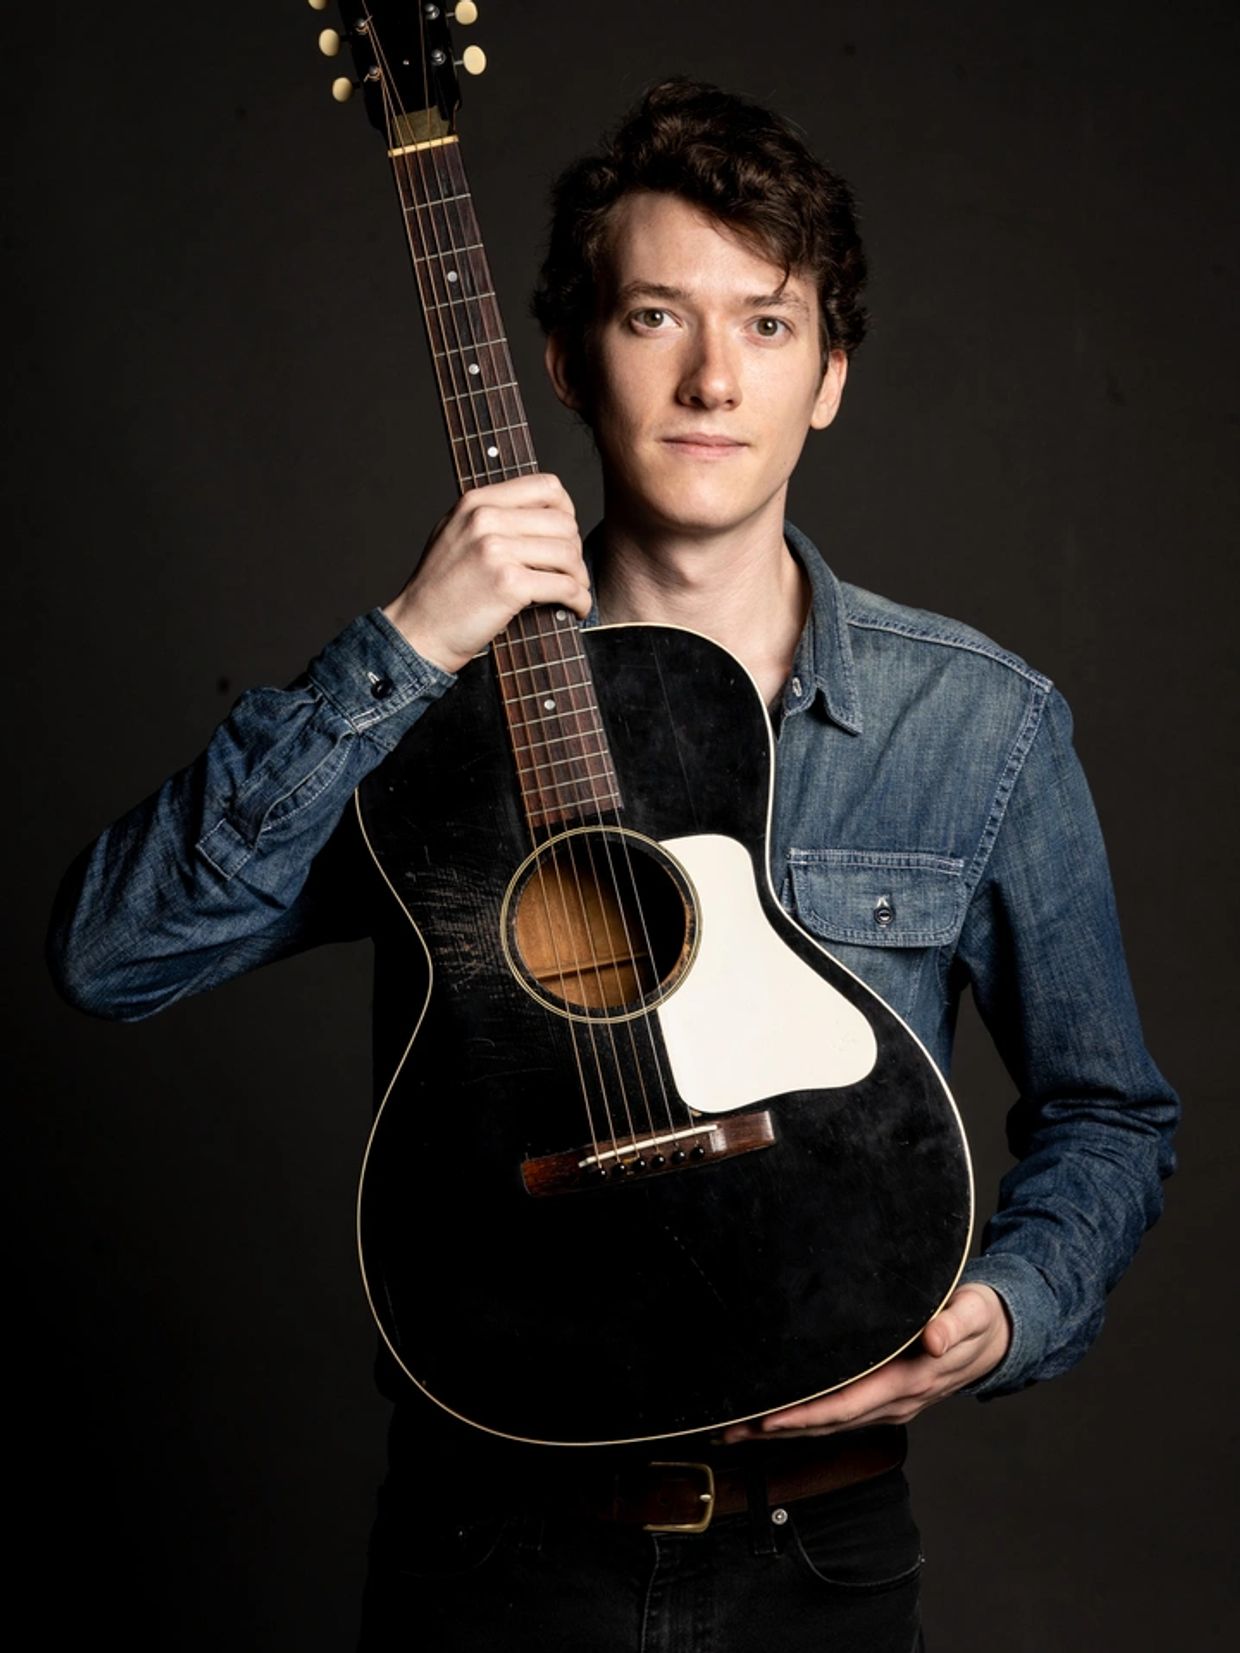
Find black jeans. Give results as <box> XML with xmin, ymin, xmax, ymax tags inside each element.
<box><xmin>358</xmin><ymin>1464</ymin><xmax>925</xmax><ymax>1651</ymax></box>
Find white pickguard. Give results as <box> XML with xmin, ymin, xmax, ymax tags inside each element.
<box><xmin>657</xmin><ymin>834</ymin><xmax>877</xmax><ymax>1114</ymax></box>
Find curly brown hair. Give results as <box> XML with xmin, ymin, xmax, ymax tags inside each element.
<box><xmin>531</xmin><ymin>79</ymin><xmax>868</xmax><ymax>388</ymax></box>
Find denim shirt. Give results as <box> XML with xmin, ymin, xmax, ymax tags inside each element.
<box><xmin>48</xmin><ymin>522</ymin><xmax>1178</xmax><ymax>1400</ymax></box>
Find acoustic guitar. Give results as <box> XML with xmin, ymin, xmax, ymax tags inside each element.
<box><xmin>311</xmin><ymin>0</ymin><xmax>973</xmax><ymax>1445</ymax></box>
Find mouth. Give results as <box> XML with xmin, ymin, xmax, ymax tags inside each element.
<box><xmin>660</xmin><ymin>434</ymin><xmax>747</xmax><ymax>459</ymax></box>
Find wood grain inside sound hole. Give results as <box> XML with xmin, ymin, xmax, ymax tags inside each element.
<box><xmin>513</xmin><ymin>851</ymin><xmax>690</xmax><ymax>1010</ymax></box>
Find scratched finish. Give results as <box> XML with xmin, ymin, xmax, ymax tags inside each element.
<box><xmin>356</xmin><ymin>624</ymin><xmax>972</xmax><ymax>1446</ymax></box>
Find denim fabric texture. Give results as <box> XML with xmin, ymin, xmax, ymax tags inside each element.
<box><xmin>48</xmin><ymin>522</ymin><xmax>1179</xmax><ymax>1399</ymax></box>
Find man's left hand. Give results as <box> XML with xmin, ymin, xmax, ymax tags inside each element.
<box><xmin>721</xmin><ymin>1283</ymin><xmax>1011</xmax><ymax>1443</ymax></box>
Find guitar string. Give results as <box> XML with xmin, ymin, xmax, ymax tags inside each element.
<box><xmin>426</xmin><ymin>139</ymin><xmax>647</xmax><ymax>1158</ymax></box>
<box><xmin>402</xmin><ymin>82</ymin><xmax>644</xmax><ymax>1163</ymax></box>
<box><xmin>428</xmin><ymin>82</ymin><xmax>680</xmax><ymax>1160</ymax></box>
<box><xmin>377</xmin><ymin>19</ymin><xmax>681</xmax><ymax>1172</ymax></box>
<box><xmin>435</xmin><ymin>148</ymin><xmax>678</xmax><ymax>1159</ymax></box>
<box><xmin>425</xmin><ymin>54</ymin><xmax>681</xmax><ymax>1165</ymax></box>
<box><xmin>368</xmin><ymin>44</ymin><xmax>611</xmax><ymax>1163</ymax></box>
<box><xmin>372</xmin><ymin>27</ymin><xmax>621</xmax><ymax>1165</ymax></box>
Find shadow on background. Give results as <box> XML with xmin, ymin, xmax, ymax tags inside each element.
<box><xmin>7</xmin><ymin>1</ymin><xmax>1235</xmax><ymax>1647</ymax></box>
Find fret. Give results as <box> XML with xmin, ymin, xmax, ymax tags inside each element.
<box><xmin>523</xmin><ymin>801</ymin><xmax>622</xmax><ymax>825</ymax></box>
<box><xmin>505</xmin><ymin>716</ymin><xmax>603</xmax><ymax>743</ymax></box>
<box><xmin>500</xmin><ymin>619</ymin><xmax>584</xmax><ymax>646</ymax></box>
<box><xmin>495</xmin><ymin>650</ymin><xmax>587</xmax><ymax>679</ymax></box>
<box><xmin>452</xmin><ymin>428</ymin><xmax>533</xmax><ymax>464</ymax></box>
<box><xmin>515</xmin><ymin>746</ymin><xmax>612</xmax><ymax>778</ymax></box>
<box><xmin>432</xmin><ymin>336</ymin><xmax>509</xmax><ymax>357</ymax></box>
<box><xmin>466</xmin><ymin>462</ymin><xmax>541</xmax><ymax>477</ymax></box>
<box><xmin>413</xmin><ymin>240</ymin><xmax>485</xmax><ymax>261</ymax></box>
<box><xmin>443</xmin><ymin>379</ymin><xmax>520</xmax><ymax>402</ymax></box>
<box><xmin>426</xmin><ymin>290</ymin><xmax>497</xmax><ymax>311</ymax></box>
<box><xmin>451</xmin><ymin>418</ymin><xmax>533</xmax><ymax>445</ymax></box>
<box><xmin>404</xmin><ymin>191</ymin><xmax>472</xmax><ymax>210</ymax></box>
<box><xmin>525</xmin><ymin>786</ymin><xmax>624</xmax><ymax>813</ymax></box>
<box><xmin>500</xmin><ymin>678</ymin><xmax>593</xmax><ymax>705</ymax></box>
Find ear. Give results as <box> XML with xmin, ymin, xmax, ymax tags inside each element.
<box><xmin>544</xmin><ymin>331</ymin><xmax>587</xmax><ymax>415</ymax></box>
<box><xmin>809</xmin><ymin>348</ymin><xmax>849</xmax><ymax>431</ymax></box>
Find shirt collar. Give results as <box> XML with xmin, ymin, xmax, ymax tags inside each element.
<box><xmin>782</xmin><ymin>520</ymin><xmax>863</xmax><ymax>735</ymax></box>
<box><xmin>581</xmin><ymin>519</ymin><xmax>862</xmax><ymax>736</ymax></box>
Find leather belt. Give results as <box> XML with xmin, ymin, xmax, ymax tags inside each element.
<box><xmin>558</xmin><ymin>1427</ymin><xmax>905</xmax><ymax>1534</ymax></box>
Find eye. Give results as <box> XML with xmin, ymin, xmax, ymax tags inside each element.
<box><xmin>752</xmin><ymin>315</ymin><xmax>789</xmax><ymax>339</ymax></box>
<box><xmin>630</xmin><ymin>307</ymin><xmax>673</xmax><ymax>330</ymax></box>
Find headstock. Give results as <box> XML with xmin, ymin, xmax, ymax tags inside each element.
<box><xmin>306</xmin><ymin>2</ymin><xmax>486</xmax><ymax>142</ymax></box>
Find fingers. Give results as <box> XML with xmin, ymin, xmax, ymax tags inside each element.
<box><xmin>921</xmin><ymin>1284</ymin><xmax>1007</xmax><ymax>1360</ymax></box>
<box><xmin>721</xmin><ymin>1362</ymin><xmax>923</xmax><ymax>1443</ymax></box>
<box><xmin>720</xmin><ymin>1288</ymin><xmax>1012</xmax><ymax>1444</ymax></box>
<box><xmin>385</xmin><ymin>473</ymin><xmax>590</xmax><ymax>670</ymax></box>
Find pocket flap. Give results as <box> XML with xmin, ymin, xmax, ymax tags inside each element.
<box><xmin>787</xmin><ymin>850</ymin><xmax>965</xmax><ymax>947</ymax></box>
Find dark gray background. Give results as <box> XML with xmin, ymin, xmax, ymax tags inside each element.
<box><xmin>8</xmin><ymin>0</ymin><xmax>1236</xmax><ymax>1646</ymax></box>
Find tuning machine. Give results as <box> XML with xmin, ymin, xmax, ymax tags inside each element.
<box><xmin>425</xmin><ymin>0</ymin><xmax>486</xmax><ymax>69</ymax></box>
<box><xmin>450</xmin><ymin>4</ymin><xmax>485</xmax><ymax>75</ymax></box>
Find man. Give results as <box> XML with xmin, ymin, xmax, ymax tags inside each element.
<box><xmin>49</xmin><ymin>81</ymin><xmax>1177</xmax><ymax>1651</ymax></box>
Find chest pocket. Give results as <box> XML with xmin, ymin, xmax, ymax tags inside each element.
<box><xmin>784</xmin><ymin>849</ymin><xmax>966</xmax><ymax>1020</ymax></box>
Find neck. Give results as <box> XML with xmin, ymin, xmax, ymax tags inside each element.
<box><xmin>594</xmin><ymin>496</ymin><xmax>808</xmax><ymax>708</ymax></box>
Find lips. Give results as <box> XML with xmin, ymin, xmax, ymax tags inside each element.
<box><xmin>660</xmin><ymin>433</ymin><xmax>747</xmax><ymax>456</ymax></box>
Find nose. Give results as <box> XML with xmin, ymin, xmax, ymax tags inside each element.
<box><xmin>676</xmin><ymin>323</ymin><xmax>740</xmax><ymax>411</ymax></box>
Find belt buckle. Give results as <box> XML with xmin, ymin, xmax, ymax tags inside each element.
<box><xmin>642</xmin><ymin>1461</ymin><xmax>717</xmax><ymax>1533</ymax></box>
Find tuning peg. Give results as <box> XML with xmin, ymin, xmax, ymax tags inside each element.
<box><xmin>318</xmin><ymin>28</ymin><xmax>344</xmax><ymax>57</ymax></box>
<box><xmin>454</xmin><ymin>2</ymin><xmax>479</xmax><ymax>23</ymax></box>
<box><xmin>331</xmin><ymin>76</ymin><xmax>356</xmax><ymax>103</ymax></box>
<box><xmin>307</xmin><ymin>0</ymin><xmax>329</xmax><ymax>11</ymax></box>
<box><xmin>459</xmin><ymin>44</ymin><xmax>487</xmax><ymax>75</ymax></box>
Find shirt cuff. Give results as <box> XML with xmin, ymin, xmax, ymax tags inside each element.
<box><xmin>957</xmin><ymin>1253</ymin><xmax>1059</xmax><ymax>1399</ymax></box>
<box><xmin>306</xmin><ymin>609</ymin><xmax>457</xmax><ymax>750</ymax></box>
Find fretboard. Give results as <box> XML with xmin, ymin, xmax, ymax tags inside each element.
<box><xmin>389</xmin><ymin>130</ymin><xmax>620</xmax><ymax>833</ymax></box>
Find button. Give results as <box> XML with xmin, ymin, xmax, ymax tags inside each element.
<box><xmin>770</xmin><ymin>1507</ymin><xmax>789</xmax><ymax>1526</ymax></box>
<box><xmin>370</xmin><ymin>675</ymin><xmax>394</xmax><ymax>700</ymax></box>
<box><xmin>790</xmin><ymin>675</ymin><xmax>803</xmax><ymax>697</ymax></box>
<box><xmin>874</xmin><ymin>894</ymin><xmax>895</xmax><ymax>927</ymax></box>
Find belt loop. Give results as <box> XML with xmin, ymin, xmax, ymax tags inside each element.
<box><xmin>744</xmin><ymin>1453</ymin><xmax>778</xmax><ymax>1557</ymax></box>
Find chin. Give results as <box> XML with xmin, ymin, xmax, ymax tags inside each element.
<box><xmin>620</xmin><ymin>475</ymin><xmax>750</xmax><ymax>533</ymax></box>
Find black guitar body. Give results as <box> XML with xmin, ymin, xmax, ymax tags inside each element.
<box><xmin>356</xmin><ymin>623</ymin><xmax>972</xmax><ymax>1446</ymax></box>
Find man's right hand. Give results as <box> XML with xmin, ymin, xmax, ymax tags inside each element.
<box><xmin>383</xmin><ymin>473</ymin><xmax>590</xmax><ymax>674</ymax></box>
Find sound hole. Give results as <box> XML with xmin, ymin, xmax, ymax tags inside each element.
<box><xmin>510</xmin><ymin>833</ymin><xmax>693</xmax><ymax>1015</ymax></box>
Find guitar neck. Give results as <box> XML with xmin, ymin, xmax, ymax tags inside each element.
<box><xmin>390</xmin><ymin>126</ymin><xmax>535</xmax><ymax>491</ymax></box>
<box><xmin>388</xmin><ymin>116</ymin><xmax>620</xmax><ymax>834</ymax></box>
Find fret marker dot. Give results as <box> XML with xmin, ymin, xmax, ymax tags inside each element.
<box><xmin>487</xmin><ymin>445</ymin><xmax>499</xmax><ymax>458</ymax></box>
<box><xmin>543</xmin><ymin>698</ymin><xmax>556</xmax><ymax>711</ymax></box>
<box><xmin>468</xmin><ymin>363</ymin><xmax>480</xmax><ymax>375</ymax></box>
<box><xmin>447</xmin><ymin>270</ymin><xmax>459</xmax><ymax>283</ymax></box>
<box><xmin>555</xmin><ymin>609</ymin><xmax>568</xmax><ymax>620</ymax></box>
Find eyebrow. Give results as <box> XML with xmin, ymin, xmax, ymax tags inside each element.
<box><xmin>614</xmin><ymin>281</ymin><xmax>811</xmax><ymax>314</ymax></box>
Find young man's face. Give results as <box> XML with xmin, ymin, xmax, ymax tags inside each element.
<box><xmin>547</xmin><ymin>190</ymin><xmax>846</xmax><ymax>540</ymax></box>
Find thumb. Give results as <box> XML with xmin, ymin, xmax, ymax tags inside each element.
<box><xmin>922</xmin><ymin>1309</ymin><xmax>958</xmax><ymax>1358</ymax></box>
